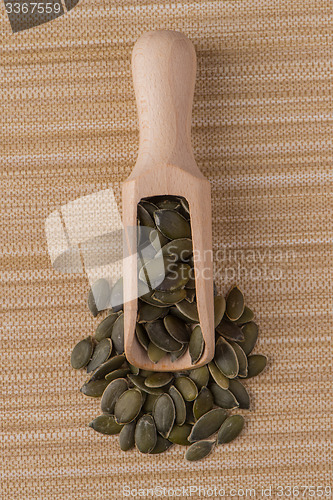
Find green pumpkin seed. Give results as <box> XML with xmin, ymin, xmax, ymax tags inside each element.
<box><xmin>89</xmin><ymin>354</ymin><xmax>126</xmax><ymax>381</ymax></box>
<box><xmin>105</xmin><ymin>368</ymin><xmax>131</xmax><ymax>382</ymax></box>
<box><xmin>170</xmin><ymin>343</ymin><xmax>187</xmax><ymax>362</ymax></box>
<box><xmin>168</xmin><ymin>386</ymin><xmax>186</xmax><ymax>426</ymax></box>
<box><xmin>156</xmin><ymin>238</ymin><xmax>193</xmax><ymax>261</ymax></box>
<box><xmin>137</xmin><ymin>204</ymin><xmax>155</xmax><ymax>228</ymax></box>
<box><xmin>86</xmin><ymin>338</ymin><xmax>112</xmax><ymax>373</ymax></box>
<box><xmin>137</xmin><ymin>302</ymin><xmax>167</xmax><ymax>323</ymax></box>
<box><xmin>217</xmin><ymin>415</ymin><xmax>244</xmax><ymax>444</ymax></box>
<box><xmin>185</xmin><ymin>440</ymin><xmax>215</xmax><ymax>461</ymax></box>
<box><xmin>71</xmin><ymin>336</ymin><xmax>94</xmax><ymax>370</ymax></box>
<box><xmin>156</xmin><ymin>263</ymin><xmax>191</xmax><ymax>292</ymax></box>
<box><xmin>189</xmin><ymin>325</ymin><xmax>205</xmax><ymax>364</ymax></box>
<box><xmin>193</xmin><ymin>387</ymin><xmax>214</xmax><ymax>420</ymax></box>
<box><xmin>164</xmin><ymin>315</ymin><xmax>190</xmax><ymax>343</ymax></box>
<box><xmin>214</xmin><ymin>337</ymin><xmax>239</xmax><ymax>378</ymax></box>
<box><xmin>139</xmin><ymin>255</ymin><xmax>171</xmax><ymax>289</ymax></box>
<box><xmin>216</xmin><ymin>318</ymin><xmax>244</xmax><ymax>342</ymax></box>
<box><xmin>145</xmin><ymin>320</ymin><xmax>183</xmax><ymax>352</ymax></box>
<box><xmin>139</xmin><ymin>200</ymin><xmax>158</xmax><ymax>217</ymax></box>
<box><xmin>127</xmin><ymin>374</ymin><xmax>164</xmax><ymax>395</ymax></box>
<box><xmin>101</xmin><ymin>378</ymin><xmax>128</xmax><ymax>414</ymax></box>
<box><xmin>149</xmin><ymin>435</ymin><xmax>173</xmax><ymax>454</ymax></box>
<box><xmin>114</xmin><ymin>388</ymin><xmax>143</xmax><ymax>424</ymax></box>
<box><xmin>154</xmin><ymin>209</ymin><xmax>191</xmax><ymax>239</ymax></box>
<box><xmin>228</xmin><ymin>379</ymin><xmax>250</xmax><ymax>409</ymax></box>
<box><xmin>209</xmin><ymin>382</ymin><xmax>239</xmax><ymax>409</ymax></box>
<box><xmin>226</xmin><ymin>286</ymin><xmax>244</xmax><ymax>321</ymax></box>
<box><xmin>80</xmin><ymin>378</ymin><xmax>111</xmax><ymax>398</ymax></box>
<box><xmin>135</xmin><ymin>323</ymin><xmax>149</xmax><ymax>351</ymax></box>
<box><xmin>129</xmin><ymin>363</ymin><xmax>140</xmax><ymax>375</ymax></box>
<box><xmin>153</xmin><ymin>288</ymin><xmax>187</xmax><ymax>305</ymax></box>
<box><xmin>119</xmin><ymin>421</ymin><xmax>136</xmax><ymax>451</ymax></box>
<box><xmin>180</xmin><ymin>197</ymin><xmax>190</xmax><ymax>214</ymax></box>
<box><xmin>229</xmin><ymin>342</ymin><xmax>248</xmax><ymax>377</ymax></box>
<box><xmin>175</xmin><ymin>300</ymin><xmax>199</xmax><ymax>322</ymax></box>
<box><xmin>139</xmin><ymin>369</ymin><xmax>154</xmax><ymax>377</ymax></box>
<box><xmin>185</xmin><ymin>274</ymin><xmax>196</xmax><ymax>289</ymax></box>
<box><xmin>185</xmin><ymin>289</ymin><xmax>196</xmax><ymax>303</ymax></box>
<box><xmin>153</xmin><ymin>394</ymin><xmax>175</xmax><ymax>438</ymax></box>
<box><xmin>145</xmin><ymin>372</ymin><xmax>173</xmax><ymax>388</ymax></box>
<box><xmin>214</xmin><ymin>296</ymin><xmax>226</xmax><ymax>328</ymax></box>
<box><xmin>142</xmin><ymin>393</ymin><xmax>159</xmax><ymax>413</ymax></box>
<box><xmin>156</xmin><ymin>199</ymin><xmax>181</xmax><ymax>210</ymax></box>
<box><xmin>147</xmin><ymin>342</ymin><xmax>167</xmax><ymax>363</ymax></box>
<box><xmin>188</xmin><ymin>365</ymin><xmax>209</xmax><ymax>389</ymax></box>
<box><xmin>135</xmin><ymin>414</ymin><xmax>157</xmax><ymax>453</ymax></box>
<box><xmin>87</xmin><ymin>278</ymin><xmax>111</xmax><ymax>316</ymax></box>
<box><xmin>94</xmin><ymin>313</ymin><xmax>120</xmax><ymax>341</ymax></box>
<box><xmin>208</xmin><ymin>361</ymin><xmax>229</xmax><ymax>390</ymax></box>
<box><xmin>149</xmin><ymin>228</ymin><xmax>169</xmax><ymax>251</ymax></box>
<box><xmin>188</xmin><ymin>408</ymin><xmax>227</xmax><ymax>442</ymax></box>
<box><xmin>89</xmin><ymin>415</ymin><xmax>123</xmax><ymax>435</ymax></box>
<box><xmin>168</xmin><ymin>424</ymin><xmax>192</xmax><ymax>446</ymax></box>
<box><xmin>236</xmin><ymin>306</ymin><xmax>254</xmax><ymax>325</ymax></box>
<box><xmin>109</xmin><ymin>277</ymin><xmax>123</xmax><ymax>312</ymax></box>
<box><xmin>246</xmin><ymin>354</ymin><xmax>267</xmax><ymax>378</ymax></box>
<box><xmin>238</xmin><ymin>322</ymin><xmax>258</xmax><ymax>355</ymax></box>
<box><xmin>111</xmin><ymin>313</ymin><xmax>124</xmax><ymax>354</ymax></box>
<box><xmin>174</xmin><ymin>376</ymin><xmax>198</xmax><ymax>402</ymax></box>
<box><xmin>140</xmin><ymin>292</ymin><xmax>170</xmax><ymax>308</ymax></box>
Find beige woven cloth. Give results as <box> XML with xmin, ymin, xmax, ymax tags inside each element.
<box><xmin>1</xmin><ymin>1</ymin><xmax>332</xmax><ymax>499</ymax></box>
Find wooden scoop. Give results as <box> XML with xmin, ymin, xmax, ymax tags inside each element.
<box><xmin>123</xmin><ymin>30</ymin><xmax>214</xmax><ymax>371</ymax></box>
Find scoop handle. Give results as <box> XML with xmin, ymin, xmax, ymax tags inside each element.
<box><xmin>131</xmin><ymin>30</ymin><xmax>200</xmax><ymax>176</ymax></box>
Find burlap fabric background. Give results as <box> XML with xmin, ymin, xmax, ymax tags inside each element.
<box><xmin>1</xmin><ymin>1</ymin><xmax>332</xmax><ymax>499</ymax></box>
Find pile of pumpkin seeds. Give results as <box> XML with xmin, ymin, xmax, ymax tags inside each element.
<box><xmin>71</xmin><ymin>282</ymin><xmax>267</xmax><ymax>461</ymax></box>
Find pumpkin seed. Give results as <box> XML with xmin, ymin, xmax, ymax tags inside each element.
<box><xmin>170</xmin><ymin>343</ymin><xmax>187</xmax><ymax>362</ymax></box>
<box><xmin>188</xmin><ymin>408</ymin><xmax>227</xmax><ymax>442</ymax></box>
<box><xmin>111</xmin><ymin>313</ymin><xmax>124</xmax><ymax>354</ymax></box>
<box><xmin>129</xmin><ymin>363</ymin><xmax>140</xmax><ymax>375</ymax></box>
<box><xmin>239</xmin><ymin>322</ymin><xmax>258</xmax><ymax>355</ymax></box>
<box><xmin>139</xmin><ymin>369</ymin><xmax>154</xmax><ymax>377</ymax></box>
<box><xmin>137</xmin><ymin>302</ymin><xmax>167</xmax><ymax>323</ymax></box>
<box><xmin>209</xmin><ymin>382</ymin><xmax>239</xmax><ymax>410</ymax></box>
<box><xmin>86</xmin><ymin>338</ymin><xmax>112</xmax><ymax>373</ymax></box>
<box><xmin>119</xmin><ymin>421</ymin><xmax>136</xmax><ymax>451</ymax></box>
<box><xmin>174</xmin><ymin>376</ymin><xmax>198</xmax><ymax>402</ymax></box>
<box><xmin>147</xmin><ymin>342</ymin><xmax>167</xmax><ymax>363</ymax></box>
<box><xmin>145</xmin><ymin>372</ymin><xmax>173</xmax><ymax>388</ymax></box>
<box><xmin>185</xmin><ymin>440</ymin><xmax>215</xmax><ymax>461</ymax></box>
<box><xmin>175</xmin><ymin>300</ymin><xmax>199</xmax><ymax>322</ymax></box>
<box><xmin>127</xmin><ymin>374</ymin><xmax>163</xmax><ymax>396</ymax></box>
<box><xmin>114</xmin><ymin>388</ymin><xmax>143</xmax><ymax>424</ymax></box>
<box><xmin>228</xmin><ymin>379</ymin><xmax>250</xmax><ymax>409</ymax></box>
<box><xmin>89</xmin><ymin>354</ymin><xmax>126</xmax><ymax>381</ymax></box>
<box><xmin>139</xmin><ymin>200</ymin><xmax>158</xmax><ymax>217</ymax></box>
<box><xmin>185</xmin><ymin>274</ymin><xmax>196</xmax><ymax>289</ymax></box>
<box><xmin>153</xmin><ymin>394</ymin><xmax>175</xmax><ymax>438</ymax></box>
<box><xmin>188</xmin><ymin>365</ymin><xmax>209</xmax><ymax>389</ymax></box>
<box><xmin>229</xmin><ymin>342</ymin><xmax>248</xmax><ymax>377</ymax></box>
<box><xmin>81</xmin><ymin>378</ymin><xmax>111</xmax><ymax>398</ymax></box>
<box><xmin>226</xmin><ymin>286</ymin><xmax>244</xmax><ymax>321</ymax></box>
<box><xmin>139</xmin><ymin>255</ymin><xmax>171</xmax><ymax>289</ymax></box>
<box><xmin>156</xmin><ymin>199</ymin><xmax>181</xmax><ymax>210</ymax></box>
<box><xmin>214</xmin><ymin>337</ymin><xmax>239</xmax><ymax>378</ymax></box>
<box><xmin>87</xmin><ymin>278</ymin><xmax>111</xmax><ymax>316</ymax></box>
<box><xmin>168</xmin><ymin>385</ymin><xmax>186</xmax><ymax>426</ymax></box>
<box><xmin>214</xmin><ymin>296</ymin><xmax>226</xmax><ymax>328</ymax></box>
<box><xmin>140</xmin><ymin>292</ymin><xmax>171</xmax><ymax>308</ymax></box>
<box><xmin>193</xmin><ymin>387</ymin><xmax>214</xmax><ymax>420</ymax></box>
<box><xmin>135</xmin><ymin>323</ymin><xmax>149</xmax><ymax>350</ymax></box>
<box><xmin>94</xmin><ymin>313</ymin><xmax>120</xmax><ymax>342</ymax></box>
<box><xmin>156</xmin><ymin>238</ymin><xmax>193</xmax><ymax>261</ymax></box>
<box><xmin>236</xmin><ymin>306</ymin><xmax>254</xmax><ymax>325</ymax></box>
<box><xmin>153</xmin><ymin>288</ymin><xmax>187</xmax><ymax>305</ymax></box>
<box><xmin>216</xmin><ymin>318</ymin><xmax>244</xmax><ymax>342</ymax></box>
<box><xmin>164</xmin><ymin>315</ymin><xmax>190</xmax><ymax>343</ymax></box>
<box><xmin>142</xmin><ymin>393</ymin><xmax>159</xmax><ymax>412</ymax></box>
<box><xmin>208</xmin><ymin>361</ymin><xmax>229</xmax><ymax>390</ymax></box>
<box><xmin>71</xmin><ymin>336</ymin><xmax>94</xmax><ymax>370</ymax></box>
<box><xmin>180</xmin><ymin>198</ymin><xmax>190</xmax><ymax>214</ymax></box>
<box><xmin>135</xmin><ymin>414</ymin><xmax>157</xmax><ymax>453</ymax></box>
<box><xmin>185</xmin><ymin>289</ymin><xmax>196</xmax><ymax>303</ymax></box>
<box><xmin>89</xmin><ymin>415</ymin><xmax>123</xmax><ymax>435</ymax></box>
<box><xmin>150</xmin><ymin>436</ymin><xmax>173</xmax><ymax>454</ymax></box>
<box><xmin>137</xmin><ymin>204</ymin><xmax>155</xmax><ymax>228</ymax></box>
<box><xmin>156</xmin><ymin>263</ymin><xmax>191</xmax><ymax>292</ymax></box>
<box><xmin>217</xmin><ymin>415</ymin><xmax>244</xmax><ymax>444</ymax></box>
<box><xmin>154</xmin><ymin>209</ymin><xmax>191</xmax><ymax>239</ymax></box>
<box><xmin>109</xmin><ymin>277</ymin><xmax>123</xmax><ymax>312</ymax></box>
<box><xmin>105</xmin><ymin>368</ymin><xmax>130</xmax><ymax>382</ymax></box>
<box><xmin>246</xmin><ymin>354</ymin><xmax>267</xmax><ymax>378</ymax></box>
<box><xmin>145</xmin><ymin>320</ymin><xmax>183</xmax><ymax>352</ymax></box>
<box><xmin>149</xmin><ymin>228</ymin><xmax>169</xmax><ymax>251</ymax></box>
<box><xmin>101</xmin><ymin>378</ymin><xmax>128</xmax><ymax>414</ymax></box>
<box><xmin>168</xmin><ymin>424</ymin><xmax>192</xmax><ymax>446</ymax></box>
<box><xmin>189</xmin><ymin>325</ymin><xmax>205</xmax><ymax>364</ymax></box>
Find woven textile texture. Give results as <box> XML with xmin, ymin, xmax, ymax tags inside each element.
<box><xmin>1</xmin><ymin>1</ymin><xmax>332</xmax><ymax>499</ymax></box>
